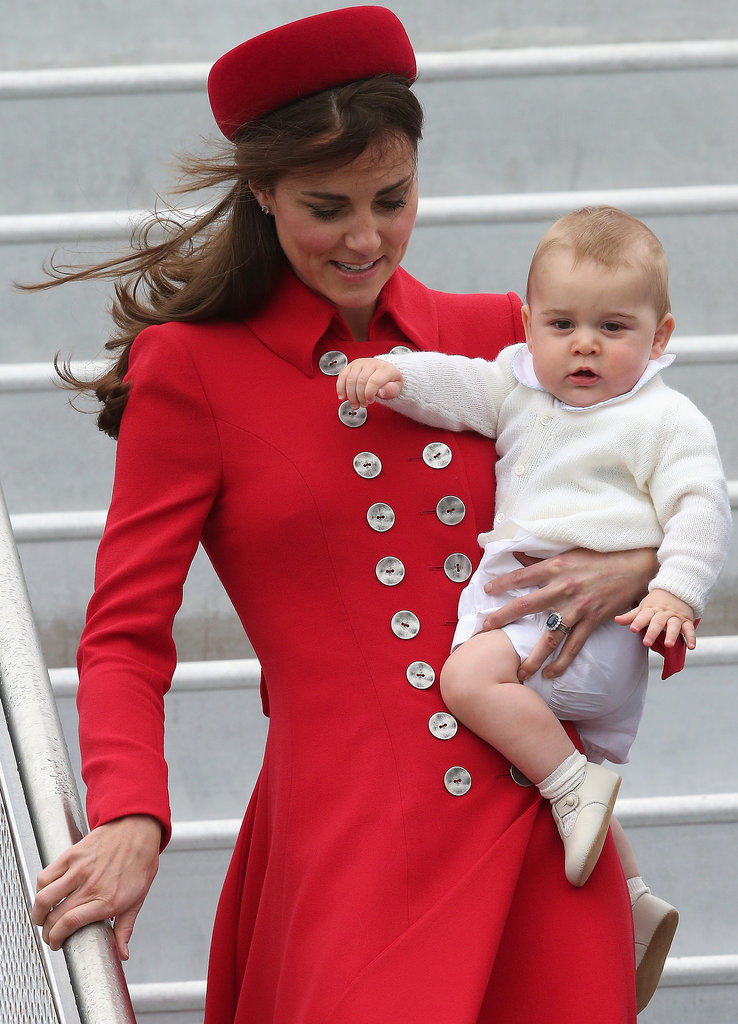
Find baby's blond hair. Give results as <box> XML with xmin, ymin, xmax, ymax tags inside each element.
<box><xmin>526</xmin><ymin>206</ymin><xmax>671</xmax><ymax>320</ymax></box>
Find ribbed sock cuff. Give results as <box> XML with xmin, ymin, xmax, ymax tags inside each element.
<box><xmin>537</xmin><ymin>750</ymin><xmax>587</xmax><ymax>802</ymax></box>
<box><xmin>627</xmin><ymin>875</ymin><xmax>650</xmax><ymax>906</ymax></box>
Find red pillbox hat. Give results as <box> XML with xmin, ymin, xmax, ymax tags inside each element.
<box><xmin>208</xmin><ymin>6</ymin><xmax>417</xmax><ymax>140</ymax></box>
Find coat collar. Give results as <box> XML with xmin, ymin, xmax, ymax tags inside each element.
<box><xmin>244</xmin><ymin>267</ymin><xmax>439</xmax><ymax>376</ymax></box>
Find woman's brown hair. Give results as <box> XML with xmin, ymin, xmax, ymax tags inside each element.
<box><xmin>23</xmin><ymin>75</ymin><xmax>423</xmax><ymax>437</ymax></box>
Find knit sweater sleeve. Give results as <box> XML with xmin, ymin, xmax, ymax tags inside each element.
<box><xmin>376</xmin><ymin>344</ymin><xmax>521</xmax><ymax>438</ymax></box>
<box><xmin>646</xmin><ymin>393</ymin><xmax>732</xmax><ymax>617</ymax></box>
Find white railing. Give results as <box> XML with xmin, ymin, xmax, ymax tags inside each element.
<box><xmin>35</xmin><ymin>635</ymin><xmax>738</xmax><ymax>700</ymax></box>
<box><xmin>3</xmin><ymin>184</ymin><xmax>738</xmax><ymax>245</ymax></box>
<box><xmin>125</xmin><ymin>952</ymin><xmax>738</xmax><ymax>1014</ymax></box>
<box><xmin>157</xmin><ymin>788</ymin><xmax>738</xmax><ymax>855</ymax></box>
<box><xmin>9</xmin><ymin>489</ymin><xmax>738</xmax><ymax>546</ymax></box>
<box><xmin>1</xmin><ymin>40</ymin><xmax>738</xmax><ymax>103</ymax></box>
<box><xmin>3</xmin><ymin>336</ymin><xmax>738</xmax><ymax>399</ymax></box>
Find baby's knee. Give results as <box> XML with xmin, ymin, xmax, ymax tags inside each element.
<box><xmin>440</xmin><ymin>656</ymin><xmax>473</xmax><ymax>716</ymax></box>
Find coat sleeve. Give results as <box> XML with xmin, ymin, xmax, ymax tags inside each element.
<box><xmin>77</xmin><ymin>327</ymin><xmax>222</xmax><ymax>846</ymax></box>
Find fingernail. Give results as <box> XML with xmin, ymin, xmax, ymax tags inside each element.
<box><xmin>517</xmin><ymin>671</ymin><xmax>528</xmax><ymax>682</ymax></box>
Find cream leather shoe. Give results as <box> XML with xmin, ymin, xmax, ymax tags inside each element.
<box><xmin>633</xmin><ymin>890</ymin><xmax>679</xmax><ymax>1013</ymax></box>
<box><xmin>551</xmin><ymin>762</ymin><xmax>621</xmax><ymax>886</ymax></box>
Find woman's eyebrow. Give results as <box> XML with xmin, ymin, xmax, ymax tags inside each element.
<box><xmin>300</xmin><ymin>174</ymin><xmax>414</xmax><ymax>201</ymax></box>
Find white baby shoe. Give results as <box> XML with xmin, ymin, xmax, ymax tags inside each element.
<box><xmin>551</xmin><ymin>761</ymin><xmax>621</xmax><ymax>886</ymax></box>
<box><xmin>633</xmin><ymin>889</ymin><xmax>679</xmax><ymax>1013</ymax></box>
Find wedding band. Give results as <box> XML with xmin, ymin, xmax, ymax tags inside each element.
<box><xmin>545</xmin><ymin>611</ymin><xmax>570</xmax><ymax>635</ymax></box>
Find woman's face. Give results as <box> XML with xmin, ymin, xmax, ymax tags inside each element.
<box><xmin>253</xmin><ymin>137</ymin><xmax>418</xmax><ymax>339</ymax></box>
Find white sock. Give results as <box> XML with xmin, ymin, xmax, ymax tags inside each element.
<box><xmin>537</xmin><ymin>751</ymin><xmax>587</xmax><ymax>803</ymax></box>
<box><xmin>627</xmin><ymin>875</ymin><xmax>650</xmax><ymax>906</ymax></box>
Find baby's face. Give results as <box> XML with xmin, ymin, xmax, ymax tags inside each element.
<box><xmin>522</xmin><ymin>252</ymin><xmax>674</xmax><ymax>407</ymax></box>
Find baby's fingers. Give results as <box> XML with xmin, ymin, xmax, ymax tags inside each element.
<box><xmin>662</xmin><ymin>616</ymin><xmax>696</xmax><ymax>650</ymax></box>
<box><xmin>641</xmin><ymin>613</ymin><xmax>668</xmax><ymax>647</ymax></box>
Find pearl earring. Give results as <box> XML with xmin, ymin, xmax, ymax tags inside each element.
<box><xmin>261</xmin><ymin>205</ymin><xmax>271</xmax><ymax>215</ymax></box>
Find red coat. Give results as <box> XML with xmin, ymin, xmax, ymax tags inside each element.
<box><xmin>77</xmin><ymin>267</ymin><xmax>636</xmax><ymax>1023</ymax></box>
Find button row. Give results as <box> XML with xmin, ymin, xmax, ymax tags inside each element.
<box><xmin>319</xmin><ymin>346</ymin><xmax>411</xmax><ymax>378</ymax></box>
<box><xmin>366</xmin><ymin>497</ymin><xmax>466</xmax><ymax>532</ymax></box>
<box><xmin>339</xmin><ymin>410</ymin><xmax>472</xmax><ymax>796</ymax></box>
<box><xmin>374</xmin><ymin>555</ymin><xmax>473</xmax><ymax>587</ymax></box>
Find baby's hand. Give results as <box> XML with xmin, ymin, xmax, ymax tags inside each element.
<box><xmin>337</xmin><ymin>358</ymin><xmax>403</xmax><ymax>409</ymax></box>
<box><xmin>614</xmin><ymin>588</ymin><xmax>696</xmax><ymax>649</ymax></box>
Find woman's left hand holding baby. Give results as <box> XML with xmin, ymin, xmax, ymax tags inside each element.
<box><xmin>337</xmin><ymin>358</ymin><xmax>403</xmax><ymax>408</ymax></box>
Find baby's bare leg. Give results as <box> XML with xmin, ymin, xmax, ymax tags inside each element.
<box><xmin>611</xmin><ymin>815</ymin><xmax>640</xmax><ymax>879</ymax></box>
<box><xmin>440</xmin><ymin>629</ymin><xmax>577</xmax><ymax>784</ymax></box>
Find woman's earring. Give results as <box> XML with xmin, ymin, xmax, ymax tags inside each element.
<box><xmin>261</xmin><ymin>205</ymin><xmax>271</xmax><ymax>215</ymax></box>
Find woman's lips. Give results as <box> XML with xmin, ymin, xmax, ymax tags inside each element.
<box><xmin>332</xmin><ymin>257</ymin><xmax>382</xmax><ymax>275</ymax></box>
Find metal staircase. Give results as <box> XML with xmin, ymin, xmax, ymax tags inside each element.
<box><xmin>1</xmin><ymin>6</ymin><xmax>737</xmax><ymax>1021</ymax></box>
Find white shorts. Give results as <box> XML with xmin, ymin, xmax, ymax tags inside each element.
<box><xmin>453</xmin><ymin>532</ymin><xmax>648</xmax><ymax>764</ymax></box>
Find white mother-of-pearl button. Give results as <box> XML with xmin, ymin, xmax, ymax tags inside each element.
<box><xmin>406</xmin><ymin>661</ymin><xmax>435</xmax><ymax>689</ymax></box>
<box><xmin>444</xmin><ymin>766</ymin><xmax>472</xmax><ymax>796</ymax></box>
<box><xmin>338</xmin><ymin>401</ymin><xmax>367</xmax><ymax>428</ymax></box>
<box><xmin>353</xmin><ymin>452</ymin><xmax>382</xmax><ymax>478</ymax></box>
<box><xmin>436</xmin><ymin>495</ymin><xmax>466</xmax><ymax>526</ymax></box>
<box><xmin>367</xmin><ymin>502</ymin><xmax>395</xmax><ymax>532</ymax></box>
<box><xmin>428</xmin><ymin>712</ymin><xmax>458</xmax><ymax>739</ymax></box>
<box><xmin>422</xmin><ymin>442</ymin><xmax>452</xmax><ymax>469</ymax></box>
<box><xmin>376</xmin><ymin>556</ymin><xmax>405</xmax><ymax>586</ymax></box>
<box><xmin>391</xmin><ymin>610</ymin><xmax>420</xmax><ymax>639</ymax></box>
<box><xmin>318</xmin><ymin>350</ymin><xmax>348</xmax><ymax>375</ymax></box>
<box><xmin>443</xmin><ymin>553</ymin><xmax>473</xmax><ymax>583</ymax></box>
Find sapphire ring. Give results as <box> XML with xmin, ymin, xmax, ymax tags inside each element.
<box><xmin>545</xmin><ymin>611</ymin><xmax>570</xmax><ymax>635</ymax></box>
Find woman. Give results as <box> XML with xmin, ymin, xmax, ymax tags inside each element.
<box><xmin>31</xmin><ymin>9</ymin><xmax>653</xmax><ymax>1022</ymax></box>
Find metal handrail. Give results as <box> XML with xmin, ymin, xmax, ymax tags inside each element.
<box><xmin>2</xmin><ymin>39</ymin><xmax>738</xmax><ymax>102</ymax></box>
<box><xmin>0</xmin><ymin>484</ymin><xmax>136</xmax><ymax>1023</ymax></box>
<box><xmin>3</xmin><ymin>183</ymin><xmax>738</xmax><ymax>244</ymax></box>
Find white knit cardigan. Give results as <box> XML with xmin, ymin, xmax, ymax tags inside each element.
<box><xmin>379</xmin><ymin>343</ymin><xmax>732</xmax><ymax>617</ymax></box>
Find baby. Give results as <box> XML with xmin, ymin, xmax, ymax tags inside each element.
<box><xmin>337</xmin><ymin>206</ymin><xmax>732</xmax><ymax>1011</ymax></box>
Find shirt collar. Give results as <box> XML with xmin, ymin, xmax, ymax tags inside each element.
<box><xmin>512</xmin><ymin>344</ymin><xmax>675</xmax><ymax>411</ymax></box>
<box><xmin>243</xmin><ymin>266</ymin><xmax>439</xmax><ymax>376</ymax></box>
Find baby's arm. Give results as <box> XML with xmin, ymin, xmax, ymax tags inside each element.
<box><xmin>337</xmin><ymin>358</ymin><xmax>403</xmax><ymax>408</ymax></box>
<box><xmin>615</xmin><ymin>589</ymin><xmax>696</xmax><ymax>649</ymax></box>
<box><xmin>338</xmin><ymin>346</ymin><xmax>521</xmax><ymax>438</ymax></box>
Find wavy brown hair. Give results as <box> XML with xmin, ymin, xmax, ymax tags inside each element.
<box><xmin>22</xmin><ymin>75</ymin><xmax>423</xmax><ymax>437</ymax></box>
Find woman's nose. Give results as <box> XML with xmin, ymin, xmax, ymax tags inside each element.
<box><xmin>344</xmin><ymin>215</ymin><xmax>381</xmax><ymax>253</ymax></box>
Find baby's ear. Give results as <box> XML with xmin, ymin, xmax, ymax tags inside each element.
<box><xmin>651</xmin><ymin>313</ymin><xmax>676</xmax><ymax>357</ymax></box>
<box><xmin>521</xmin><ymin>305</ymin><xmax>533</xmax><ymax>349</ymax></box>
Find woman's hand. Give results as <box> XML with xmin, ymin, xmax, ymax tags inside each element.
<box><xmin>337</xmin><ymin>358</ymin><xmax>403</xmax><ymax>408</ymax></box>
<box><xmin>32</xmin><ymin>814</ymin><xmax>162</xmax><ymax>961</ymax></box>
<box><xmin>482</xmin><ymin>547</ymin><xmax>658</xmax><ymax>680</ymax></box>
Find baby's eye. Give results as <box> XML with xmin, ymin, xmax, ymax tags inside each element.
<box><xmin>552</xmin><ymin>319</ymin><xmax>573</xmax><ymax>330</ymax></box>
<box><xmin>602</xmin><ymin>322</ymin><xmax>624</xmax><ymax>333</ymax></box>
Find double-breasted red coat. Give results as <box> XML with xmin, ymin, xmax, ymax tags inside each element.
<box><xmin>77</xmin><ymin>267</ymin><xmax>636</xmax><ymax>1022</ymax></box>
